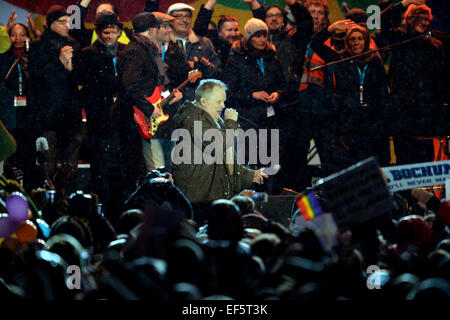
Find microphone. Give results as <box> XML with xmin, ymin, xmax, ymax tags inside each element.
<box><xmin>36</xmin><ymin>137</ymin><xmax>49</xmax><ymax>180</ymax></box>
<box><xmin>238</xmin><ymin>115</ymin><xmax>258</xmax><ymax>128</ymax></box>
<box><xmin>25</xmin><ymin>39</ymin><xmax>30</xmax><ymax>52</ymax></box>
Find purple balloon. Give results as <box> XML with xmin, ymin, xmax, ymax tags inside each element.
<box><xmin>0</xmin><ymin>214</ymin><xmax>17</xmax><ymax>238</ymax></box>
<box><xmin>6</xmin><ymin>192</ymin><xmax>29</xmax><ymax>222</ymax></box>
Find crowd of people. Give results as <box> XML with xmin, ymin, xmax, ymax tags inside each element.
<box><xmin>0</xmin><ymin>156</ymin><xmax>449</xmax><ymax>300</ymax></box>
<box><xmin>0</xmin><ymin>0</ymin><xmax>449</xmax><ymax>300</ymax></box>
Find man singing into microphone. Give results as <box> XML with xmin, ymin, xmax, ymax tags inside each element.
<box><xmin>171</xmin><ymin>79</ymin><xmax>268</xmax><ymax>203</ymax></box>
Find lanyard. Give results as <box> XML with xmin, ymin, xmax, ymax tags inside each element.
<box><xmin>112</xmin><ymin>57</ymin><xmax>118</xmax><ymax>77</ymax></box>
<box><xmin>257</xmin><ymin>58</ymin><xmax>265</xmax><ymax>76</ymax></box>
<box><xmin>357</xmin><ymin>64</ymin><xmax>368</xmax><ymax>105</ymax></box>
<box><xmin>357</xmin><ymin>64</ymin><xmax>368</xmax><ymax>86</ymax></box>
<box><xmin>17</xmin><ymin>64</ymin><xmax>23</xmax><ymax>96</ymax></box>
<box><xmin>161</xmin><ymin>44</ymin><xmax>167</xmax><ymax>61</ymax></box>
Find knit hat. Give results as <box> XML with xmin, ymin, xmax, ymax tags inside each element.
<box><xmin>167</xmin><ymin>3</ymin><xmax>195</xmax><ymax>15</ymax></box>
<box><xmin>132</xmin><ymin>12</ymin><xmax>159</xmax><ymax>33</ymax></box>
<box><xmin>244</xmin><ymin>18</ymin><xmax>268</xmax><ymax>41</ymax></box>
<box><xmin>46</xmin><ymin>5</ymin><xmax>68</xmax><ymax>28</ymax></box>
<box><xmin>95</xmin><ymin>14</ymin><xmax>123</xmax><ymax>31</ymax></box>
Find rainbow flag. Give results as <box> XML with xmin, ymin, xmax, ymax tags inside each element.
<box><xmin>296</xmin><ymin>192</ymin><xmax>323</xmax><ymax>221</ymax></box>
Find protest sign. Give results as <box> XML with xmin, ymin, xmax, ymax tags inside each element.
<box><xmin>314</xmin><ymin>157</ymin><xmax>392</xmax><ymax>230</ymax></box>
<box><xmin>382</xmin><ymin>160</ymin><xmax>450</xmax><ymax>192</ymax></box>
<box><xmin>291</xmin><ymin>213</ymin><xmax>339</xmax><ymax>252</ymax></box>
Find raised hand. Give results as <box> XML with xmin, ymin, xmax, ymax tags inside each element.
<box><xmin>328</xmin><ymin>19</ymin><xmax>355</xmax><ymax>33</ymax></box>
<box><xmin>27</xmin><ymin>13</ymin><xmax>41</xmax><ymax>38</ymax></box>
<box><xmin>402</xmin><ymin>0</ymin><xmax>427</xmax><ymax>7</ymax></box>
<box><xmin>252</xmin><ymin>168</ymin><xmax>269</xmax><ymax>184</ymax></box>
<box><xmin>224</xmin><ymin>108</ymin><xmax>238</xmax><ymax>121</ymax></box>
<box><xmin>242</xmin><ymin>0</ymin><xmax>262</xmax><ymax>10</ymax></box>
<box><xmin>205</xmin><ymin>0</ymin><xmax>217</xmax><ymax>10</ymax></box>
<box><xmin>6</xmin><ymin>9</ymin><xmax>18</xmax><ymax>33</ymax></box>
<box><xmin>59</xmin><ymin>45</ymin><xmax>74</xmax><ymax>70</ymax></box>
<box><xmin>169</xmin><ymin>88</ymin><xmax>183</xmax><ymax>105</ymax></box>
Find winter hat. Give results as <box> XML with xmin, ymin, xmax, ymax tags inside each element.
<box><xmin>167</xmin><ymin>3</ymin><xmax>195</xmax><ymax>15</ymax></box>
<box><xmin>95</xmin><ymin>14</ymin><xmax>123</xmax><ymax>31</ymax></box>
<box><xmin>132</xmin><ymin>12</ymin><xmax>159</xmax><ymax>33</ymax></box>
<box><xmin>46</xmin><ymin>5</ymin><xmax>68</xmax><ymax>28</ymax></box>
<box><xmin>244</xmin><ymin>18</ymin><xmax>268</xmax><ymax>41</ymax></box>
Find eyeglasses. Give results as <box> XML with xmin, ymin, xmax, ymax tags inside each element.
<box><xmin>159</xmin><ymin>23</ymin><xmax>173</xmax><ymax>29</ymax></box>
<box><xmin>172</xmin><ymin>14</ymin><xmax>192</xmax><ymax>20</ymax></box>
<box><xmin>266</xmin><ymin>13</ymin><xmax>282</xmax><ymax>19</ymax></box>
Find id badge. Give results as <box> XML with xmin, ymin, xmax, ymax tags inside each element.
<box><xmin>266</xmin><ymin>105</ymin><xmax>275</xmax><ymax>118</ymax></box>
<box><xmin>14</xmin><ymin>96</ymin><xmax>27</xmax><ymax>107</ymax></box>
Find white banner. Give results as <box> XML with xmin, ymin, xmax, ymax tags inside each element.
<box><xmin>382</xmin><ymin>160</ymin><xmax>450</xmax><ymax>192</ymax></box>
<box><xmin>446</xmin><ymin>179</ymin><xmax>450</xmax><ymax>200</ymax></box>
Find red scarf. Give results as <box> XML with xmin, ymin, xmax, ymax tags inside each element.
<box><xmin>12</xmin><ymin>47</ymin><xmax>25</xmax><ymax>58</ymax></box>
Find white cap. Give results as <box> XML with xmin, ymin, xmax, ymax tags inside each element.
<box><xmin>167</xmin><ymin>3</ymin><xmax>195</xmax><ymax>15</ymax></box>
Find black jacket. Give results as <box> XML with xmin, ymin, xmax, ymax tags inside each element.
<box><xmin>310</xmin><ymin>29</ymin><xmax>390</xmax><ymax>135</ymax></box>
<box><xmin>116</xmin><ymin>34</ymin><xmax>161</xmax><ymax>122</ymax></box>
<box><xmin>375</xmin><ymin>0</ymin><xmax>449</xmax><ymax>135</ymax></box>
<box><xmin>0</xmin><ymin>48</ymin><xmax>30</xmax><ymax>131</ymax></box>
<box><xmin>152</xmin><ymin>41</ymin><xmax>191</xmax><ymax>139</ymax></box>
<box><xmin>222</xmin><ymin>39</ymin><xmax>287</xmax><ymax>128</ymax></box>
<box><xmin>29</xmin><ymin>28</ymin><xmax>81</xmax><ymax>134</ymax></box>
<box><xmin>164</xmin><ymin>41</ymin><xmax>191</xmax><ymax>92</ymax></box>
<box><xmin>253</xmin><ymin>3</ymin><xmax>314</xmax><ymax>92</ymax></box>
<box><xmin>74</xmin><ymin>40</ymin><xmax>126</xmax><ymax>136</ymax></box>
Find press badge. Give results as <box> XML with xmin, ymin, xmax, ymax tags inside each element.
<box><xmin>266</xmin><ymin>105</ymin><xmax>275</xmax><ymax>118</ymax></box>
<box><xmin>14</xmin><ymin>96</ymin><xmax>27</xmax><ymax>107</ymax></box>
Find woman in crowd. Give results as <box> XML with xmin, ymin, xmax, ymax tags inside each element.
<box><xmin>0</xmin><ymin>23</ymin><xmax>34</xmax><ymax>186</ymax></box>
<box><xmin>222</xmin><ymin>18</ymin><xmax>287</xmax><ymax>131</ymax></box>
<box><xmin>222</xmin><ymin>18</ymin><xmax>287</xmax><ymax>193</ymax></box>
<box><xmin>310</xmin><ymin>22</ymin><xmax>391</xmax><ymax>168</ymax></box>
<box><xmin>376</xmin><ymin>2</ymin><xmax>448</xmax><ymax>164</ymax></box>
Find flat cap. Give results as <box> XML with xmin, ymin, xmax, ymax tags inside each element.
<box><xmin>167</xmin><ymin>3</ymin><xmax>195</xmax><ymax>15</ymax></box>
